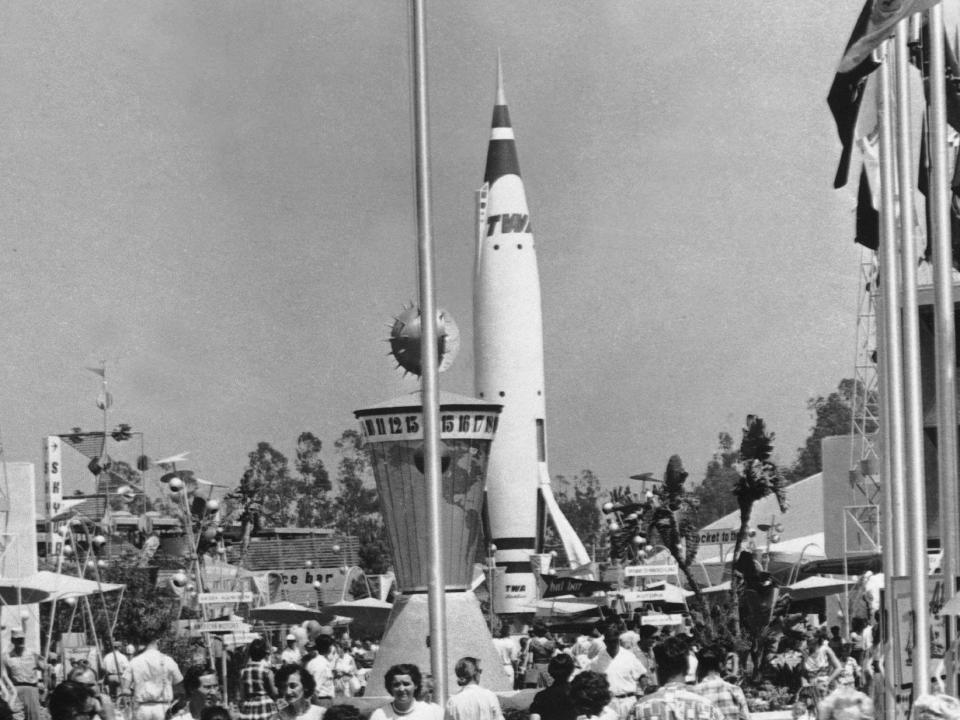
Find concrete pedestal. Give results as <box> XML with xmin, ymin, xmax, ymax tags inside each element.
<box><xmin>366</xmin><ymin>590</ymin><xmax>511</xmax><ymax>696</ymax></box>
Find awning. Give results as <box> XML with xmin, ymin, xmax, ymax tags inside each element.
<box><xmin>248</xmin><ymin>601</ymin><xmax>325</xmax><ymax>624</ymax></box>
<box><xmin>799</xmin><ymin>554</ymin><xmax>882</xmax><ymax>576</ymax></box>
<box><xmin>786</xmin><ymin>575</ymin><xmax>853</xmax><ymax>601</ymax></box>
<box><xmin>18</xmin><ymin>571</ymin><xmax>125</xmax><ymax>600</ymax></box>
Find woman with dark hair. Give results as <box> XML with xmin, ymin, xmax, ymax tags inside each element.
<box><xmin>238</xmin><ymin>639</ymin><xmax>278</xmax><ymax>720</ymax></box>
<box><xmin>368</xmin><ymin>665</ymin><xmax>441</xmax><ymax>720</ymax></box>
<box><xmin>272</xmin><ymin>665</ymin><xmax>323</xmax><ymax>720</ymax></box>
<box><xmin>569</xmin><ymin>671</ymin><xmax>614</xmax><ymax>720</ymax></box>
<box><xmin>529</xmin><ymin>654</ymin><xmax>576</xmax><ymax>720</ymax></box>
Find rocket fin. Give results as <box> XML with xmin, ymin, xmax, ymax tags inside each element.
<box><xmin>538</xmin><ymin>465</ymin><xmax>594</xmax><ymax>571</ymax></box>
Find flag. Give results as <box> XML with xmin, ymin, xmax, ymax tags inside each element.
<box><xmin>838</xmin><ymin>0</ymin><xmax>941</xmax><ymax>74</ymax></box>
<box><xmin>856</xmin><ymin>168</ymin><xmax>881</xmax><ymax>250</ymax></box>
<box><xmin>909</xmin><ymin>21</ymin><xmax>960</xmax><ymax>133</ymax></box>
<box><xmin>60</xmin><ymin>431</ymin><xmax>106</xmax><ymax>461</ymax></box>
<box><xmin>828</xmin><ymin>1</ymin><xmax>881</xmax><ymax>188</ymax></box>
<box><xmin>85</xmin><ymin>366</ymin><xmax>105</xmax><ymax>378</ymax></box>
<box><xmin>917</xmin><ymin>122</ymin><xmax>960</xmax><ymax>270</ymax></box>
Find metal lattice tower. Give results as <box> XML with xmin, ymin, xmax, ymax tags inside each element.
<box><xmin>847</xmin><ymin>251</ymin><xmax>883</xmax><ymax>552</ymax></box>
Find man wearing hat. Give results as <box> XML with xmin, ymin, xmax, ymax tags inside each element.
<box><xmin>2</xmin><ymin>629</ymin><xmax>45</xmax><ymax>720</ymax></box>
<box><xmin>280</xmin><ymin>636</ymin><xmax>301</xmax><ymax>666</ymax></box>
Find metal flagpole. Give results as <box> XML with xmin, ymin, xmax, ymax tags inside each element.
<box><xmin>926</xmin><ymin>7</ymin><xmax>960</xmax><ymax>695</ymax></box>
<box><xmin>876</xmin><ymin>40</ymin><xmax>907</xmax><ymax>720</ymax></box>
<box><xmin>409</xmin><ymin>0</ymin><xmax>448</xmax><ymax>704</ymax></box>
<box><xmin>894</xmin><ymin>19</ymin><xmax>931</xmax><ymax>691</ymax></box>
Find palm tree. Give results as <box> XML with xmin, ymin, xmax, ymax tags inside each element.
<box><xmin>730</xmin><ymin>415</ymin><xmax>788</xmax><ymax>636</ymax></box>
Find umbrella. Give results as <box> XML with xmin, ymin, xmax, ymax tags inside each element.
<box><xmin>786</xmin><ymin>575</ymin><xmax>853</xmax><ymax>602</ymax></box>
<box><xmin>323</xmin><ymin>598</ymin><xmax>392</xmax><ymax>635</ymax></box>
<box><xmin>0</xmin><ymin>584</ymin><xmax>50</xmax><ymax>605</ymax></box>
<box><xmin>248</xmin><ymin>601</ymin><xmax>325</xmax><ymax>624</ymax></box>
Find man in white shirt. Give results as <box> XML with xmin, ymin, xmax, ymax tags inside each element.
<box><xmin>120</xmin><ymin>636</ymin><xmax>183</xmax><ymax>720</ymax></box>
<box><xmin>280</xmin><ymin>635</ymin><xmax>301</xmax><ymax>666</ymax></box>
<box><xmin>305</xmin><ymin>636</ymin><xmax>336</xmax><ymax>706</ymax></box>
<box><xmin>603</xmin><ymin>630</ymin><xmax>646</xmax><ymax>720</ymax></box>
<box><xmin>100</xmin><ymin>641</ymin><xmax>130</xmax><ymax>700</ymax></box>
<box><xmin>445</xmin><ymin>657</ymin><xmax>504</xmax><ymax>720</ymax></box>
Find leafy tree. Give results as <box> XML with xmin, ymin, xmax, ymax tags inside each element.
<box><xmin>792</xmin><ymin>378</ymin><xmax>877</xmax><ymax>479</ymax></box>
<box><xmin>730</xmin><ymin>416</ymin><xmax>788</xmax><ymax>637</ymax></box>
<box><xmin>41</xmin><ymin>549</ymin><xmax>179</xmax><ymax>651</ymax></box>
<box><xmin>691</xmin><ymin>432</ymin><xmax>740</xmax><ymax>527</ymax></box>
<box><xmin>550</xmin><ymin>471</ymin><xmax>605</xmax><ymax>561</ymax></box>
<box><xmin>332</xmin><ymin>430</ymin><xmax>391</xmax><ymax>574</ymax></box>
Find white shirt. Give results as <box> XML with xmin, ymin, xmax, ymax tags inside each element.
<box><xmin>280</xmin><ymin>647</ymin><xmax>301</xmax><ymax>665</ymax></box>
<box><xmin>444</xmin><ymin>683</ymin><xmax>505</xmax><ymax>720</ymax></box>
<box><xmin>122</xmin><ymin>647</ymin><xmax>183</xmax><ymax>704</ymax></box>
<box><xmin>371</xmin><ymin>701</ymin><xmax>443</xmax><ymax>720</ymax></box>
<box><xmin>103</xmin><ymin>650</ymin><xmax>130</xmax><ymax>676</ymax></box>
<box><xmin>306</xmin><ymin>654</ymin><xmax>335</xmax><ymax>699</ymax></box>
<box><xmin>491</xmin><ymin>638</ymin><xmax>517</xmax><ymax>667</ymax></box>
<box><xmin>604</xmin><ymin>648</ymin><xmax>646</xmax><ymax>696</ymax></box>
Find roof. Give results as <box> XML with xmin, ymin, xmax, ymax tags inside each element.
<box><xmin>354</xmin><ymin>390</ymin><xmax>502</xmax><ymax>416</ymax></box>
<box><xmin>699</xmin><ymin>472</ymin><xmax>824</xmax><ymax>542</ymax></box>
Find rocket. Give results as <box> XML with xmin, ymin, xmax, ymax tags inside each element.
<box><xmin>474</xmin><ymin>59</ymin><xmax>591</xmax><ymax>615</ymax></box>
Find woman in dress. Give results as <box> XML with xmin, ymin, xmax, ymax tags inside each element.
<box><xmin>238</xmin><ymin>639</ymin><xmax>278</xmax><ymax>720</ymax></box>
<box><xmin>273</xmin><ymin>665</ymin><xmax>323</xmax><ymax>720</ymax></box>
<box><xmin>332</xmin><ymin>642</ymin><xmax>358</xmax><ymax>698</ymax></box>
<box><xmin>368</xmin><ymin>665</ymin><xmax>442</xmax><ymax>720</ymax></box>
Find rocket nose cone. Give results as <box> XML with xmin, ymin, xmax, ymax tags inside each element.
<box><xmin>496</xmin><ymin>50</ymin><xmax>506</xmax><ymax>107</ymax></box>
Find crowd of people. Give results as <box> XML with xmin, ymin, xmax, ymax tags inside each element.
<box><xmin>0</xmin><ymin>613</ymin><xmax>953</xmax><ymax>720</ymax></box>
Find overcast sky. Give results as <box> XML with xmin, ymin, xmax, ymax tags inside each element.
<box><xmin>0</xmin><ymin>2</ymin><xmax>883</xmax><ymax>500</ymax></box>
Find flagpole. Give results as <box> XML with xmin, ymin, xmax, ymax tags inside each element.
<box><xmin>894</xmin><ymin>19</ymin><xmax>931</xmax><ymax>690</ymax></box>
<box><xmin>409</xmin><ymin>0</ymin><xmax>448</xmax><ymax>704</ymax></box>
<box><xmin>876</xmin><ymin>39</ymin><xmax>907</xmax><ymax>719</ymax></box>
<box><xmin>926</xmin><ymin>8</ymin><xmax>960</xmax><ymax>695</ymax></box>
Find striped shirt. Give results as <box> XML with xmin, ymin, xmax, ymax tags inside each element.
<box><xmin>631</xmin><ymin>682</ymin><xmax>724</xmax><ymax>720</ymax></box>
<box><xmin>694</xmin><ymin>675</ymin><xmax>750</xmax><ymax>720</ymax></box>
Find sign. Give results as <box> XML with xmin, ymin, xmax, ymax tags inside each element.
<box><xmin>626</xmin><ymin>590</ymin><xmax>666</xmax><ymax>602</ymax></box>
<box><xmin>193</xmin><ymin>621</ymin><xmax>249</xmax><ymax>633</ymax></box>
<box><xmin>358</xmin><ymin>410</ymin><xmax>500</xmax><ymax>443</ymax></box>
<box><xmin>541</xmin><ymin>576</ymin><xmax>612</xmax><ymax>599</ymax></box>
<box><xmin>641</xmin><ymin>613</ymin><xmax>684</xmax><ymax>627</ymax></box>
<box><xmin>44</xmin><ymin>436</ymin><xmax>63</xmax><ymax>522</ymax></box>
<box><xmin>697</xmin><ymin>528</ymin><xmax>738</xmax><ymax>545</ymax></box>
<box><xmin>623</xmin><ymin>564</ymin><xmax>679</xmax><ymax>578</ymax></box>
<box><xmin>197</xmin><ymin>591</ymin><xmax>254</xmax><ymax>604</ymax></box>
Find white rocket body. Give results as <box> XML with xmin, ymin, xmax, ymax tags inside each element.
<box><xmin>474</xmin><ymin>67</ymin><xmax>591</xmax><ymax>614</ymax></box>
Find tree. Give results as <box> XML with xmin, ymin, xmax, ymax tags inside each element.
<box><xmin>550</xmin><ymin>471</ymin><xmax>605</xmax><ymax>560</ymax></box>
<box><xmin>332</xmin><ymin>430</ymin><xmax>391</xmax><ymax>574</ymax></box>
<box><xmin>792</xmin><ymin>378</ymin><xmax>877</xmax><ymax>479</ymax></box>
<box><xmin>604</xmin><ymin>456</ymin><xmax>702</xmax><ymax>595</ymax></box>
<box><xmin>730</xmin><ymin>416</ymin><xmax>788</xmax><ymax>637</ymax></box>
<box><xmin>691</xmin><ymin>432</ymin><xmax>741</xmax><ymax>527</ymax></box>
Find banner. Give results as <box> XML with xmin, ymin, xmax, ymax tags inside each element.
<box><xmin>541</xmin><ymin>575</ymin><xmax>612</xmax><ymax>599</ymax></box>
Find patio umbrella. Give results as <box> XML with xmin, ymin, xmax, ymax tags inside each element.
<box><xmin>0</xmin><ymin>584</ymin><xmax>50</xmax><ymax>605</ymax></box>
<box><xmin>323</xmin><ymin>598</ymin><xmax>392</xmax><ymax>635</ymax></box>
<box><xmin>786</xmin><ymin>575</ymin><xmax>853</xmax><ymax>602</ymax></box>
<box><xmin>248</xmin><ymin>601</ymin><xmax>325</xmax><ymax>624</ymax></box>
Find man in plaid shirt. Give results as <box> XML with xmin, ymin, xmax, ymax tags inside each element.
<box><xmin>693</xmin><ymin>646</ymin><xmax>750</xmax><ymax>720</ymax></box>
<box><xmin>631</xmin><ymin>636</ymin><xmax>723</xmax><ymax>720</ymax></box>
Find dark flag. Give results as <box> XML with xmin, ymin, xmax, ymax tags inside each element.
<box><xmin>828</xmin><ymin>1</ymin><xmax>881</xmax><ymax>188</ymax></box>
<box><xmin>909</xmin><ymin>22</ymin><xmax>960</xmax><ymax>133</ymax></box>
<box><xmin>838</xmin><ymin>0</ymin><xmax>941</xmax><ymax>74</ymax></box>
<box><xmin>856</xmin><ymin>168</ymin><xmax>881</xmax><ymax>250</ymax></box>
<box><xmin>917</xmin><ymin>122</ymin><xmax>960</xmax><ymax>270</ymax></box>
